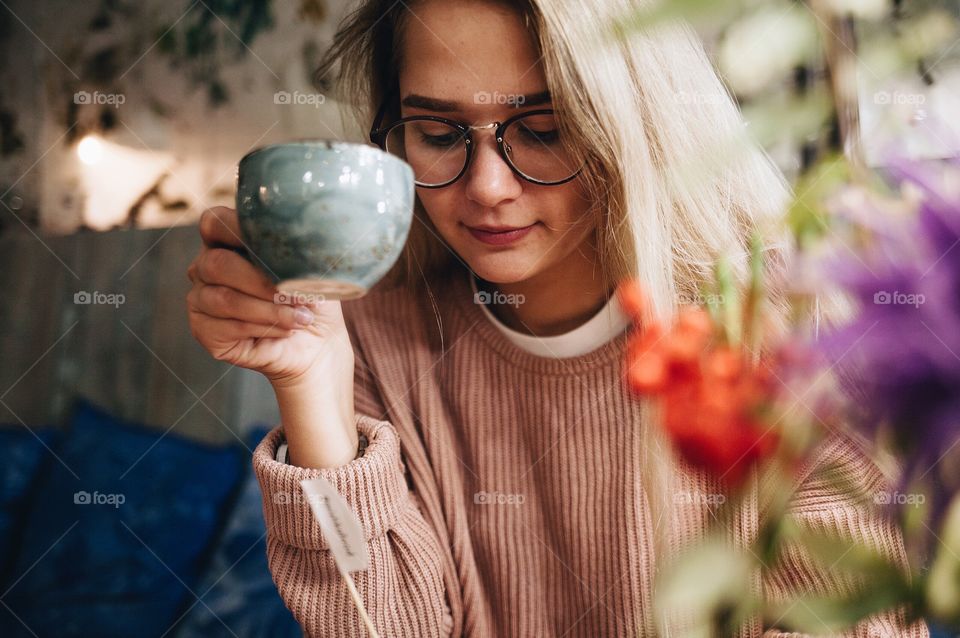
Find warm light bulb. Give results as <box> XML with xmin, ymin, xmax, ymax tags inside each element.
<box><xmin>77</xmin><ymin>136</ymin><xmax>104</xmax><ymax>165</ymax></box>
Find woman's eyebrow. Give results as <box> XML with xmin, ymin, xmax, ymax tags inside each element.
<box><xmin>400</xmin><ymin>90</ymin><xmax>552</xmax><ymax>112</ymax></box>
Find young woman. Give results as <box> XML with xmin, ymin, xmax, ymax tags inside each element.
<box><xmin>186</xmin><ymin>0</ymin><xmax>928</xmax><ymax>635</ymax></box>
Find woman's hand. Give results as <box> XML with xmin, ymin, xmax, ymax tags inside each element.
<box><xmin>186</xmin><ymin>206</ymin><xmax>353</xmax><ymax>385</ymax></box>
<box><xmin>186</xmin><ymin>207</ymin><xmax>358</xmax><ymax>467</ymax></box>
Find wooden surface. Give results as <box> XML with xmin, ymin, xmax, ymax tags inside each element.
<box><xmin>0</xmin><ymin>223</ymin><xmax>280</xmax><ymax>448</ymax></box>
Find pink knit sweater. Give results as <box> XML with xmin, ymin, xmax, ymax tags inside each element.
<box><xmin>253</xmin><ymin>268</ymin><xmax>929</xmax><ymax>637</ymax></box>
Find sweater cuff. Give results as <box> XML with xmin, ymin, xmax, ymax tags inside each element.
<box><xmin>275</xmin><ymin>434</ymin><xmax>368</xmax><ymax>463</ymax></box>
<box><xmin>252</xmin><ymin>414</ymin><xmax>410</xmax><ymax>551</ymax></box>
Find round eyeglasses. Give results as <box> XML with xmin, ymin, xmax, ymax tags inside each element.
<box><xmin>369</xmin><ymin>101</ymin><xmax>585</xmax><ymax>188</ymax></box>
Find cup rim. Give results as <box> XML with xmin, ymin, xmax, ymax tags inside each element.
<box><xmin>238</xmin><ymin>139</ymin><xmax>410</xmax><ymax>172</ymax></box>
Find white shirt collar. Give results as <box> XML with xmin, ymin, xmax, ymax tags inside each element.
<box><xmin>468</xmin><ymin>273</ymin><xmax>632</xmax><ymax>358</ymax></box>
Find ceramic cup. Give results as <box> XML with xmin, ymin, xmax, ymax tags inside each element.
<box><xmin>236</xmin><ymin>140</ymin><xmax>415</xmax><ymax>301</ymax></box>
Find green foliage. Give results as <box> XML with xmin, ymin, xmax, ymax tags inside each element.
<box><xmin>786</xmin><ymin>154</ymin><xmax>850</xmax><ymax>249</ymax></box>
<box><xmin>655</xmin><ymin>534</ymin><xmax>759</xmax><ymax>638</ymax></box>
<box><xmin>156</xmin><ymin>0</ymin><xmax>274</xmax><ymax>106</ymax></box>
<box><xmin>764</xmin><ymin>524</ymin><xmax>918</xmax><ymax>633</ymax></box>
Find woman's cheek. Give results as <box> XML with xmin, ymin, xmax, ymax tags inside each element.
<box><xmin>416</xmin><ymin>191</ymin><xmax>456</xmax><ymax>230</ymax></box>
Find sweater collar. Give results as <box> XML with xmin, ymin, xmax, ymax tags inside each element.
<box><xmin>467</xmin><ymin>272</ymin><xmax>632</xmax><ymax>358</ymax></box>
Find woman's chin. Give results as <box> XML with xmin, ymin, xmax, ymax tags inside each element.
<box><xmin>463</xmin><ymin>256</ymin><xmax>544</xmax><ymax>286</ymax></box>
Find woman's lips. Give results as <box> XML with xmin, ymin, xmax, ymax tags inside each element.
<box><xmin>465</xmin><ymin>222</ymin><xmax>538</xmax><ymax>246</ymax></box>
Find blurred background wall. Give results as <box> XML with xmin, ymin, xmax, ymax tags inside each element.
<box><xmin>0</xmin><ymin>0</ymin><xmax>351</xmax><ymax>233</ymax></box>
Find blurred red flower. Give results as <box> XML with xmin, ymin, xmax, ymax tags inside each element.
<box><xmin>617</xmin><ymin>280</ymin><xmax>779</xmax><ymax>487</ymax></box>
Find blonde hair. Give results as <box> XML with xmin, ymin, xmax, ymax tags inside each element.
<box><xmin>316</xmin><ymin>0</ymin><xmax>794</xmax><ymax>632</ymax></box>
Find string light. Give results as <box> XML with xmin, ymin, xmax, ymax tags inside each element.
<box><xmin>77</xmin><ymin>135</ymin><xmax>104</xmax><ymax>165</ymax></box>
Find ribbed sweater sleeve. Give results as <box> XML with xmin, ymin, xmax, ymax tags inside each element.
<box><xmin>760</xmin><ymin>434</ymin><xmax>929</xmax><ymax>637</ymax></box>
<box><xmin>252</xmin><ymin>415</ymin><xmax>454</xmax><ymax>637</ymax></box>
<box><xmin>252</xmin><ymin>299</ymin><xmax>455</xmax><ymax>637</ymax></box>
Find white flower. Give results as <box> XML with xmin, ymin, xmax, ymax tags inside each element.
<box><xmin>719</xmin><ymin>6</ymin><xmax>818</xmax><ymax>97</ymax></box>
<box><xmin>818</xmin><ymin>0</ymin><xmax>888</xmax><ymax>20</ymax></box>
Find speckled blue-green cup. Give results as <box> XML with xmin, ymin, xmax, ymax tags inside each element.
<box><xmin>236</xmin><ymin>140</ymin><xmax>415</xmax><ymax>300</ymax></box>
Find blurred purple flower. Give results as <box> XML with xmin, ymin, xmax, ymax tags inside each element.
<box><xmin>818</xmin><ymin>158</ymin><xmax>960</xmax><ymax>487</ymax></box>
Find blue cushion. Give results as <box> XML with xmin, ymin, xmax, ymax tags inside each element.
<box><xmin>0</xmin><ymin>426</ymin><xmax>59</xmax><ymax>584</ymax></box>
<box><xmin>173</xmin><ymin>425</ymin><xmax>301</xmax><ymax>638</ymax></box>
<box><xmin>1</xmin><ymin>399</ymin><xmax>244</xmax><ymax>638</ymax></box>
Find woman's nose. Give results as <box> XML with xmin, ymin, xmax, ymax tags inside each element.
<box><xmin>463</xmin><ymin>135</ymin><xmax>523</xmax><ymax>207</ymax></box>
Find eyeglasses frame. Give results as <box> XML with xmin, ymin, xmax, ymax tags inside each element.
<box><xmin>368</xmin><ymin>93</ymin><xmax>583</xmax><ymax>188</ymax></box>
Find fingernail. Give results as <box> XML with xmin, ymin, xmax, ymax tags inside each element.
<box><xmin>293</xmin><ymin>308</ymin><xmax>315</xmax><ymax>325</ymax></box>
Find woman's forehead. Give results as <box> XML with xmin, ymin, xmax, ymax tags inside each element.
<box><xmin>397</xmin><ymin>0</ymin><xmax>544</xmax><ymax>96</ymax></box>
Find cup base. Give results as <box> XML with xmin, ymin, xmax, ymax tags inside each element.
<box><xmin>277</xmin><ymin>278</ymin><xmax>367</xmax><ymax>301</ymax></box>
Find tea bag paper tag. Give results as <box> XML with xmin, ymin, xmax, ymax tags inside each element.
<box><xmin>300</xmin><ymin>477</ymin><xmax>380</xmax><ymax>638</ymax></box>
<box><xmin>300</xmin><ymin>477</ymin><xmax>369</xmax><ymax>573</ymax></box>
